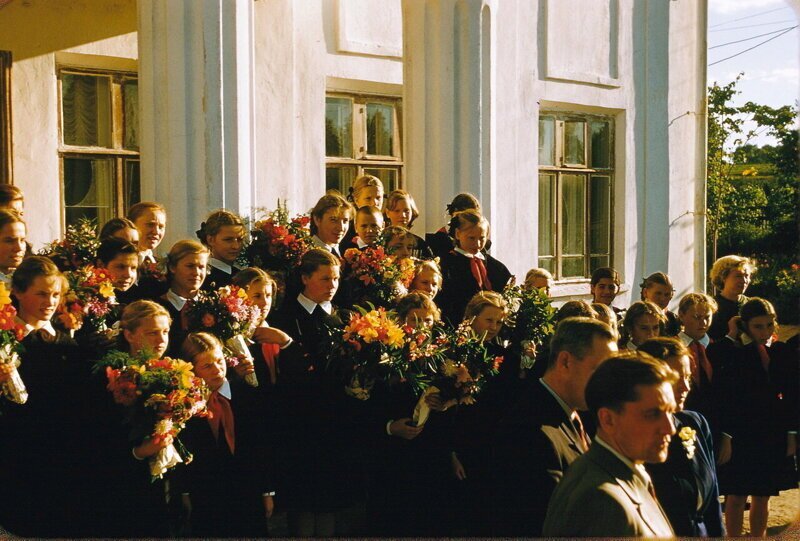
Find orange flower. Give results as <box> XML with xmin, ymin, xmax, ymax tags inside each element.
<box><xmin>202</xmin><ymin>313</ymin><xmax>216</xmax><ymax>327</ymax></box>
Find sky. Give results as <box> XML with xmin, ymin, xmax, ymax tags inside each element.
<box><xmin>707</xmin><ymin>0</ymin><xmax>799</xmax><ymax>147</ymax></box>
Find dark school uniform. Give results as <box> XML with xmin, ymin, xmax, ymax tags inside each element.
<box><xmin>156</xmin><ymin>289</ymin><xmax>194</xmax><ymax>359</ymax></box>
<box><xmin>710</xmin><ymin>338</ymin><xmax>798</xmax><ymax>496</ymax></box>
<box><xmin>269</xmin><ymin>295</ymin><xmax>365</xmax><ymax>515</ymax></box>
<box><xmin>436</xmin><ymin>249</ymin><xmax>512</xmax><ymax>325</ymax></box>
<box><xmin>202</xmin><ymin>258</ymin><xmax>242</xmax><ymax>291</ymax></box>
<box><xmin>172</xmin><ymin>378</ymin><xmax>273</xmax><ymax>538</ymax></box>
<box><xmin>708</xmin><ymin>294</ymin><xmax>747</xmax><ymax>342</ymax></box>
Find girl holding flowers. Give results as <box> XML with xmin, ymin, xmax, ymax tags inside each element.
<box><xmin>156</xmin><ymin>240</ymin><xmax>209</xmax><ymax>358</ymax></box>
<box><xmin>410</xmin><ymin>258</ymin><xmax>443</xmax><ymax>299</ymax></box>
<box><xmin>0</xmin><ymin>256</ymin><xmax>92</xmax><ymax>537</ymax></box>
<box><xmin>0</xmin><ymin>208</ymin><xmax>27</xmax><ymax>286</ymax></box>
<box><xmin>270</xmin><ymin>248</ymin><xmax>362</xmax><ymax>537</ymax></box>
<box><xmin>197</xmin><ymin>209</ymin><xmax>247</xmax><ymax>290</ymax></box>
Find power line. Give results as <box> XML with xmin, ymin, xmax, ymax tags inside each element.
<box><xmin>709</xmin><ymin>26</ymin><xmax>798</xmax><ymax>49</ymax></box>
<box><xmin>709</xmin><ymin>6</ymin><xmax>789</xmax><ymax>28</ymax></box>
<box><xmin>709</xmin><ymin>25</ymin><xmax>797</xmax><ymax>66</ymax></box>
<box><xmin>709</xmin><ymin>19</ymin><xmax>798</xmax><ymax>32</ymax></box>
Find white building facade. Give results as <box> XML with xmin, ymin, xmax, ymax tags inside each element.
<box><xmin>0</xmin><ymin>0</ymin><xmax>709</xmax><ymax>306</ymax></box>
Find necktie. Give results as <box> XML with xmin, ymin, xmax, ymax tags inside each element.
<box><xmin>207</xmin><ymin>390</ymin><xmax>235</xmax><ymax>454</ymax></box>
<box><xmin>179</xmin><ymin>302</ymin><xmax>190</xmax><ymax>331</ymax></box>
<box><xmin>261</xmin><ymin>342</ymin><xmax>279</xmax><ymax>384</ymax></box>
<box><xmin>689</xmin><ymin>340</ymin><xmax>713</xmax><ymax>385</ymax></box>
<box><xmin>469</xmin><ymin>257</ymin><xmax>493</xmax><ymax>291</ymax></box>
<box><xmin>756</xmin><ymin>343</ymin><xmax>771</xmax><ymax>373</ymax></box>
<box><xmin>571</xmin><ymin>412</ymin><xmax>591</xmax><ymax>452</ymax></box>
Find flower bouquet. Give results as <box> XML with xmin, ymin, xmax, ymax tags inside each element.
<box><xmin>39</xmin><ymin>217</ymin><xmax>100</xmax><ymax>271</ymax></box>
<box><xmin>409</xmin><ymin>320</ymin><xmax>501</xmax><ymax>425</ymax></box>
<box><xmin>248</xmin><ymin>200</ymin><xmax>313</xmax><ymax>270</ymax></box>
<box><xmin>502</xmin><ymin>284</ymin><xmax>556</xmax><ymax>370</ymax></box>
<box><xmin>95</xmin><ymin>350</ymin><xmax>209</xmax><ymax>480</ymax></box>
<box><xmin>185</xmin><ymin>285</ymin><xmax>262</xmax><ymax>387</ymax></box>
<box><xmin>56</xmin><ymin>266</ymin><xmax>118</xmax><ymax>333</ymax></box>
<box><xmin>328</xmin><ymin>305</ymin><xmax>410</xmax><ymax>400</ymax></box>
<box><xmin>343</xmin><ymin>247</ymin><xmax>416</xmax><ymax>307</ymax></box>
<box><xmin>0</xmin><ymin>283</ymin><xmax>28</xmax><ymax>404</ymax></box>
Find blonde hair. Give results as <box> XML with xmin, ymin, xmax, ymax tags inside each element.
<box><xmin>678</xmin><ymin>292</ymin><xmax>718</xmax><ymax>315</ymax></box>
<box><xmin>349</xmin><ymin>175</ymin><xmax>384</xmax><ymax>204</ymax></box>
<box><xmin>232</xmin><ymin>266</ymin><xmax>276</xmax><ymax>294</ymax></box>
<box><xmin>524</xmin><ymin>267</ymin><xmax>554</xmax><ymax>288</ymax></box>
<box><xmin>127</xmin><ymin>201</ymin><xmax>166</xmax><ymax>222</ymax></box>
<box><xmin>413</xmin><ymin>259</ymin><xmax>442</xmax><ymax>287</ymax></box>
<box><xmin>464</xmin><ymin>291</ymin><xmax>507</xmax><ymax>320</ymax></box>
<box><xmin>385</xmin><ymin>189</ymin><xmax>420</xmax><ymax>227</ymax></box>
<box><xmin>119</xmin><ymin>300</ymin><xmax>171</xmax><ymax>334</ymax></box>
<box><xmin>181</xmin><ymin>332</ymin><xmax>223</xmax><ymax>363</ymax></box>
<box><xmin>448</xmin><ymin>209</ymin><xmax>488</xmax><ymax>240</ymax></box>
<box><xmin>197</xmin><ymin>209</ymin><xmax>245</xmax><ymax>245</ymax></box>
<box><xmin>709</xmin><ymin>255</ymin><xmax>756</xmax><ymax>291</ymax></box>
<box><xmin>396</xmin><ymin>292</ymin><xmax>441</xmax><ymax>323</ymax></box>
<box><xmin>310</xmin><ymin>193</ymin><xmax>354</xmax><ymax>235</ymax></box>
<box><xmin>166</xmin><ymin>240</ymin><xmax>209</xmax><ymax>282</ymax></box>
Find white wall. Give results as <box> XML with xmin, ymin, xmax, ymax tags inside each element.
<box><xmin>0</xmin><ymin>0</ymin><xmax>137</xmax><ymax>249</ymax></box>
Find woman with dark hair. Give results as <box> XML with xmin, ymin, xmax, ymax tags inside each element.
<box><xmin>426</xmin><ymin>192</ymin><xmax>482</xmax><ymax>259</ymax></box>
<box><xmin>640</xmin><ymin>337</ymin><xmax>725</xmax><ymax>537</ymax></box>
<box><xmin>709</xmin><ymin>298</ymin><xmax>797</xmax><ymax>536</ymax></box>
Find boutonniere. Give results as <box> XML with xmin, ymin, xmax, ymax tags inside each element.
<box><xmin>678</xmin><ymin>426</ymin><xmax>697</xmax><ymax>459</ymax></box>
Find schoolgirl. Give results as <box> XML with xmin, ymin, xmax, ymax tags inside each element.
<box><xmin>410</xmin><ymin>258</ymin><xmax>443</xmax><ymax>299</ymax></box>
<box><xmin>436</xmin><ymin>210</ymin><xmax>512</xmax><ymax>325</ymax></box>
<box><xmin>426</xmin><ymin>192</ymin><xmax>482</xmax><ymax>259</ymax></box>
<box><xmin>0</xmin><ymin>208</ymin><xmax>26</xmax><ymax>285</ymax></box>
<box><xmin>640</xmin><ymin>272</ymin><xmax>680</xmax><ymax>336</ymax></box>
<box><xmin>127</xmin><ymin>201</ymin><xmax>167</xmax><ymax>265</ymax></box>
<box><xmin>384</xmin><ymin>189</ymin><xmax>433</xmax><ymax>258</ymax></box>
<box><xmin>619</xmin><ymin>300</ymin><xmax>665</xmax><ymax>350</ymax></box>
<box><xmin>99</xmin><ymin>216</ymin><xmax>140</xmax><ymax>244</ymax></box>
<box><xmin>197</xmin><ymin>209</ymin><xmax>246</xmax><ymax>290</ymax></box>
<box><xmin>341</xmin><ymin>174</ymin><xmax>385</xmax><ymax>248</ymax></box>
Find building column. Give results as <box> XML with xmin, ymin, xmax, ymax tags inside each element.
<box><xmin>402</xmin><ymin>0</ymin><xmax>537</xmax><ymax>277</ymax></box>
<box><xmin>137</xmin><ymin>0</ymin><xmax>255</xmax><ymax>246</ymax></box>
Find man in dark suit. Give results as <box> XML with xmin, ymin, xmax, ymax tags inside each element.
<box><xmin>491</xmin><ymin>317</ymin><xmax>618</xmax><ymax>536</ymax></box>
<box><xmin>543</xmin><ymin>353</ymin><xmax>677</xmax><ymax>537</ymax></box>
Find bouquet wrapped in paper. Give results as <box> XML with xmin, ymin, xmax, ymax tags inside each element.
<box><xmin>185</xmin><ymin>285</ymin><xmax>262</xmax><ymax>387</ymax></box>
<box><xmin>56</xmin><ymin>266</ymin><xmax>118</xmax><ymax>333</ymax></box>
<box><xmin>95</xmin><ymin>350</ymin><xmax>209</xmax><ymax>480</ymax></box>
<box><xmin>0</xmin><ymin>283</ymin><xmax>29</xmax><ymax>404</ymax></box>
<box><xmin>502</xmin><ymin>284</ymin><xmax>556</xmax><ymax>370</ymax></box>
<box><xmin>38</xmin><ymin>217</ymin><xmax>100</xmax><ymax>272</ymax></box>
<box><xmin>343</xmin><ymin>247</ymin><xmax>416</xmax><ymax>308</ymax></box>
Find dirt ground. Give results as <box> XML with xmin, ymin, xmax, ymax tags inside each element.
<box><xmin>744</xmin><ymin>488</ymin><xmax>799</xmax><ymax>537</ymax></box>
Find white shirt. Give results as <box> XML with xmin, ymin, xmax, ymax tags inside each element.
<box><xmin>678</xmin><ymin>331</ymin><xmax>710</xmax><ymax>348</ymax></box>
<box><xmin>297</xmin><ymin>293</ymin><xmax>332</xmax><ymax>315</ymax></box>
<box><xmin>166</xmin><ymin>289</ymin><xmax>195</xmax><ymax>311</ymax></box>
<box><xmin>454</xmin><ymin>247</ymin><xmax>485</xmax><ymax>260</ymax></box>
<box><xmin>594</xmin><ymin>435</ymin><xmax>653</xmax><ymax>488</ymax></box>
<box><xmin>138</xmin><ymin>250</ymin><xmax>156</xmax><ymax>265</ymax></box>
<box><xmin>16</xmin><ymin>318</ymin><xmax>56</xmax><ymax>339</ymax></box>
<box><xmin>216</xmin><ymin>378</ymin><xmax>232</xmax><ymax>400</ymax></box>
<box><xmin>626</xmin><ymin>341</ymin><xmax>638</xmax><ymax>351</ymax></box>
<box><xmin>311</xmin><ymin>235</ymin><xmax>340</xmax><ymax>257</ymax></box>
<box><xmin>207</xmin><ymin>257</ymin><xmax>244</xmax><ymax>275</ymax></box>
<box><xmin>356</xmin><ymin>237</ymin><xmax>369</xmax><ymax>249</ymax></box>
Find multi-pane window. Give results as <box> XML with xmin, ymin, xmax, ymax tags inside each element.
<box><xmin>538</xmin><ymin>113</ymin><xmax>613</xmax><ymax>279</ymax></box>
<box><xmin>325</xmin><ymin>94</ymin><xmax>402</xmax><ymax>195</ymax></box>
<box><xmin>58</xmin><ymin>69</ymin><xmax>140</xmax><ymax>226</ymax></box>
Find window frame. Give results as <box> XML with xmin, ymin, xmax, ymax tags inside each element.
<box><xmin>538</xmin><ymin>112</ymin><xmax>615</xmax><ymax>281</ymax></box>
<box><xmin>325</xmin><ymin>92</ymin><xmax>403</xmax><ymax>194</ymax></box>
<box><xmin>56</xmin><ymin>67</ymin><xmax>139</xmax><ymax>226</ymax></box>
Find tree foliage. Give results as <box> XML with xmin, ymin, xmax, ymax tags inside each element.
<box><xmin>706</xmin><ymin>76</ymin><xmax>799</xmax><ymax>323</ymax></box>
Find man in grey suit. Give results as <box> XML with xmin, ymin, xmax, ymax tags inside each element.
<box><xmin>543</xmin><ymin>352</ymin><xmax>677</xmax><ymax>538</ymax></box>
<box><xmin>491</xmin><ymin>317</ymin><xmax>618</xmax><ymax>536</ymax></box>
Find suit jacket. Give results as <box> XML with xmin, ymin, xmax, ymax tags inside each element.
<box><xmin>542</xmin><ymin>442</ymin><xmax>675</xmax><ymax>538</ymax></box>
<box><xmin>646</xmin><ymin>410</ymin><xmax>724</xmax><ymax>537</ymax></box>
<box><xmin>491</xmin><ymin>379</ymin><xmax>586</xmax><ymax>536</ymax></box>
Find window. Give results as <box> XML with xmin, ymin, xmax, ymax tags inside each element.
<box><xmin>325</xmin><ymin>94</ymin><xmax>402</xmax><ymax>195</ymax></box>
<box><xmin>58</xmin><ymin>69</ymin><xmax>140</xmax><ymax>226</ymax></box>
<box><xmin>538</xmin><ymin>113</ymin><xmax>613</xmax><ymax>279</ymax></box>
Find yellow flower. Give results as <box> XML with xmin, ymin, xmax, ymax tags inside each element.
<box><xmin>442</xmin><ymin>359</ymin><xmax>458</xmax><ymax>377</ymax></box>
<box><xmin>172</xmin><ymin>359</ymin><xmax>196</xmax><ymax>388</ymax></box>
<box><xmin>237</xmin><ymin>287</ymin><xmax>248</xmax><ymax>299</ymax></box>
<box><xmin>678</xmin><ymin>426</ymin><xmax>696</xmax><ymax>441</ymax></box>
<box><xmin>98</xmin><ymin>281</ymin><xmax>115</xmax><ymax>298</ymax></box>
<box><xmin>386</xmin><ymin>325</ymin><xmax>405</xmax><ymax>348</ymax></box>
<box><xmin>0</xmin><ymin>283</ymin><xmax>11</xmax><ymax>306</ymax></box>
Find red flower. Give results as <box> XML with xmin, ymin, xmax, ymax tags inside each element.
<box><xmin>202</xmin><ymin>313</ymin><xmax>216</xmax><ymax>327</ymax></box>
